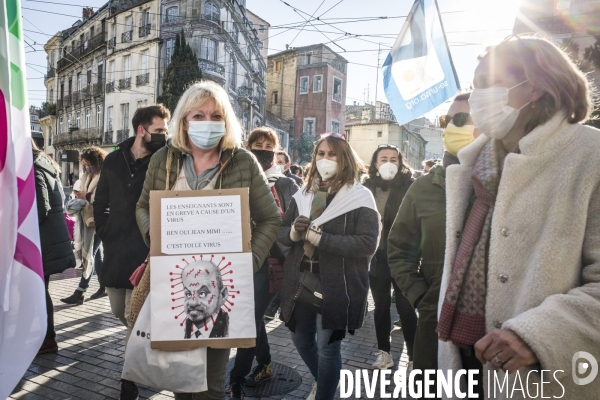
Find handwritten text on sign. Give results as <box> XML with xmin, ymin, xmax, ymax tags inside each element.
<box><xmin>161</xmin><ymin>195</ymin><xmax>243</xmax><ymax>254</ymax></box>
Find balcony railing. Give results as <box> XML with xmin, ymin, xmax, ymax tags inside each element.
<box><xmin>202</xmin><ymin>13</ymin><xmax>220</xmax><ymax>23</ymax></box>
<box><xmin>56</xmin><ymin>32</ymin><xmax>106</xmax><ymax>71</ymax></box>
<box><xmin>44</xmin><ymin>68</ymin><xmax>56</xmax><ymax>82</ymax></box>
<box><xmin>136</xmin><ymin>73</ymin><xmax>150</xmax><ymax>86</ymax></box>
<box><xmin>104</xmin><ymin>131</ymin><xmax>113</xmax><ymax>145</ymax></box>
<box><xmin>237</xmin><ymin>86</ymin><xmax>253</xmax><ymax>99</ymax></box>
<box><xmin>139</xmin><ymin>24</ymin><xmax>151</xmax><ymax>38</ymax></box>
<box><xmin>117</xmin><ymin>129</ymin><xmax>129</xmax><ymax>143</ymax></box>
<box><xmin>93</xmin><ymin>81</ymin><xmax>104</xmax><ymax>96</ymax></box>
<box><xmin>63</xmin><ymin>94</ymin><xmax>72</xmax><ymax>106</ymax></box>
<box><xmin>106</xmin><ymin>81</ymin><xmax>115</xmax><ymax>93</ymax></box>
<box><xmin>53</xmin><ymin>128</ymin><xmax>102</xmax><ymax>146</ymax></box>
<box><xmin>198</xmin><ymin>58</ymin><xmax>225</xmax><ymax>78</ymax></box>
<box><xmin>72</xmin><ymin>91</ymin><xmax>82</xmax><ymax>103</ymax></box>
<box><xmin>122</xmin><ymin>30</ymin><xmax>133</xmax><ymax>43</ymax></box>
<box><xmin>118</xmin><ymin>78</ymin><xmax>131</xmax><ymax>90</ymax></box>
<box><xmin>108</xmin><ymin>37</ymin><xmax>116</xmax><ymax>49</ymax></box>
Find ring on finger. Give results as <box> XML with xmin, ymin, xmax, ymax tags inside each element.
<box><xmin>493</xmin><ymin>355</ymin><xmax>503</xmax><ymax>366</ymax></box>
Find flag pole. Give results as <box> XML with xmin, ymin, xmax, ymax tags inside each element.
<box><xmin>434</xmin><ymin>0</ymin><xmax>461</xmax><ymax>90</ymax></box>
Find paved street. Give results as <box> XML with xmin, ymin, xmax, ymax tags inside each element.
<box><xmin>11</xmin><ymin>270</ymin><xmax>409</xmax><ymax>400</ymax></box>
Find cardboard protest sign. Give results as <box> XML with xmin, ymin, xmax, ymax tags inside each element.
<box><xmin>148</xmin><ymin>189</ymin><xmax>255</xmax><ymax>350</ymax></box>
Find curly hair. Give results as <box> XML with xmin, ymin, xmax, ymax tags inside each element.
<box><xmin>80</xmin><ymin>146</ymin><xmax>107</xmax><ymax>173</ymax></box>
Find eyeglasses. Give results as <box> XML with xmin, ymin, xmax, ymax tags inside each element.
<box><xmin>439</xmin><ymin>112</ymin><xmax>471</xmax><ymax>129</ymax></box>
<box><xmin>377</xmin><ymin>144</ymin><xmax>399</xmax><ymax>150</ymax></box>
<box><xmin>319</xmin><ymin>132</ymin><xmax>346</xmax><ymax>140</ymax></box>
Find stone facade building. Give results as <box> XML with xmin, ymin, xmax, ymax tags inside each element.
<box><xmin>159</xmin><ymin>0</ymin><xmax>267</xmax><ymax>136</ymax></box>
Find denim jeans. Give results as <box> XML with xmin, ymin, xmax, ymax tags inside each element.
<box><xmin>77</xmin><ymin>234</ymin><xmax>103</xmax><ymax>292</ymax></box>
<box><xmin>229</xmin><ymin>261</ymin><xmax>276</xmax><ymax>385</ymax></box>
<box><xmin>291</xmin><ymin>303</ymin><xmax>342</xmax><ymax>400</ymax></box>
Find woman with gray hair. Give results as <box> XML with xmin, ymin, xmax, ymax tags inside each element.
<box><xmin>136</xmin><ymin>80</ymin><xmax>281</xmax><ymax>399</ymax></box>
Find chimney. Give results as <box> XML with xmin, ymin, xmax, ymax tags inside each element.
<box><xmin>82</xmin><ymin>7</ymin><xmax>94</xmax><ymax>20</ymax></box>
<box><xmin>285</xmin><ymin>44</ymin><xmax>289</xmax><ymax>50</ymax></box>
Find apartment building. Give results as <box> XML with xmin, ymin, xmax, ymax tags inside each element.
<box><xmin>159</xmin><ymin>0</ymin><xmax>267</xmax><ymax>135</ymax></box>
<box><xmin>103</xmin><ymin>0</ymin><xmax>162</xmax><ymax>147</ymax></box>
<box><xmin>267</xmin><ymin>44</ymin><xmax>348</xmax><ymax>140</ymax></box>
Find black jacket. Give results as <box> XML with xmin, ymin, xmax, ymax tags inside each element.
<box><xmin>363</xmin><ymin>172</ymin><xmax>413</xmax><ymax>251</ymax></box>
<box><xmin>273</xmin><ymin>176</ymin><xmax>299</xmax><ymax>215</ymax></box>
<box><xmin>34</xmin><ymin>154</ymin><xmax>76</xmax><ymax>276</ymax></box>
<box><xmin>184</xmin><ymin>310</ymin><xmax>229</xmax><ymax>339</ymax></box>
<box><xmin>94</xmin><ymin>137</ymin><xmax>154</xmax><ymax>289</ymax></box>
<box><xmin>278</xmin><ymin>198</ymin><xmax>380</xmax><ymax>331</ymax></box>
<box><xmin>284</xmin><ymin>169</ymin><xmax>303</xmax><ymax>187</ymax></box>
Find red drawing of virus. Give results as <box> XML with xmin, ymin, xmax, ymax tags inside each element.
<box><xmin>170</xmin><ymin>255</ymin><xmax>241</xmax><ymax>330</ymax></box>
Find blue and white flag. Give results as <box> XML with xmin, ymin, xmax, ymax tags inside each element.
<box><xmin>383</xmin><ymin>0</ymin><xmax>459</xmax><ymax>126</ymax></box>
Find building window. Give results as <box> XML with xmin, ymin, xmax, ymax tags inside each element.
<box><xmin>75</xmin><ymin>111</ymin><xmax>81</xmax><ymax>127</ymax></box>
<box><xmin>107</xmin><ymin>106</ymin><xmax>113</xmax><ymax>131</ymax></box>
<box><xmin>121</xmin><ymin>103</ymin><xmax>129</xmax><ymax>131</ymax></box>
<box><xmin>166</xmin><ymin>6</ymin><xmax>178</xmax><ymax>23</ymax></box>
<box><xmin>303</xmin><ymin>118</ymin><xmax>316</xmax><ymax>135</ymax></box>
<box><xmin>259</xmin><ymin>24</ymin><xmax>265</xmax><ymax>33</ymax></box>
<box><xmin>299</xmin><ymin>76</ymin><xmax>309</xmax><ymax>94</ymax></box>
<box><xmin>377</xmin><ymin>131</ymin><xmax>382</xmax><ymax>138</ymax></box>
<box><xmin>272</xmin><ymin>91</ymin><xmax>278</xmax><ymax>105</ymax></box>
<box><xmin>124</xmin><ymin>55</ymin><xmax>131</xmax><ymax>79</ymax></box>
<box><xmin>305</xmin><ymin>52</ymin><xmax>312</xmax><ymax>64</ymax></box>
<box><xmin>59</xmin><ymin>117</ymin><xmax>63</xmax><ymax>133</ymax></box>
<box><xmin>313</xmin><ymin>75</ymin><xmax>323</xmax><ymax>93</ymax></box>
<box><xmin>85</xmin><ymin>108</ymin><xmax>90</xmax><ymax>129</ymax></box>
<box><xmin>141</xmin><ymin>50</ymin><xmax>149</xmax><ymax>74</ymax></box>
<box><xmin>232</xmin><ymin>24</ymin><xmax>239</xmax><ymax>43</ymax></box>
<box><xmin>204</xmin><ymin>2</ymin><xmax>219</xmax><ymax>22</ymax></box>
<box><xmin>76</xmin><ymin>72</ymin><xmax>82</xmax><ymax>92</ymax></box>
<box><xmin>332</xmin><ymin>77</ymin><xmax>342</xmax><ymax>103</ymax></box>
<box><xmin>331</xmin><ymin>120</ymin><xmax>340</xmax><ymax>134</ymax></box>
<box><xmin>137</xmin><ymin>99</ymin><xmax>148</xmax><ymax>108</ymax></box>
<box><xmin>109</xmin><ymin>60</ymin><xmax>115</xmax><ymax>81</ymax></box>
<box><xmin>166</xmin><ymin>39</ymin><xmax>175</xmax><ymax>65</ymax></box>
<box><xmin>345</xmin><ymin>129</ymin><xmax>350</xmax><ymax>141</ymax></box>
<box><xmin>201</xmin><ymin>37</ymin><xmax>217</xmax><ymax>62</ymax></box>
<box><xmin>275</xmin><ymin>60</ymin><xmax>282</xmax><ymax>72</ymax></box>
<box><xmin>97</xmin><ymin>105</ymin><xmax>103</xmax><ymax>128</ymax></box>
<box><xmin>229</xmin><ymin>53</ymin><xmax>236</xmax><ymax>90</ymax></box>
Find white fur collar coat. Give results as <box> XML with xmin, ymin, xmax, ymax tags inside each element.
<box><xmin>438</xmin><ymin>112</ymin><xmax>600</xmax><ymax>399</ymax></box>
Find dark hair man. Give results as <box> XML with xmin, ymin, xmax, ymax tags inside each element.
<box><xmin>276</xmin><ymin>150</ymin><xmax>303</xmax><ymax>186</ymax></box>
<box><xmin>93</xmin><ymin>104</ymin><xmax>170</xmax><ymax>400</ymax></box>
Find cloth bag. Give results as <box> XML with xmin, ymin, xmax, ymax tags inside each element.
<box><xmin>122</xmin><ymin>296</ymin><xmax>208</xmax><ymax>393</ymax></box>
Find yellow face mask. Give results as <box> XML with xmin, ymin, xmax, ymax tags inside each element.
<box><xmin>442</xmin><ymin>123</ymin><xmax>476</xmax><ymax>157</ymax></box>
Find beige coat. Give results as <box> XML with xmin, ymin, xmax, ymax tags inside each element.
<box><xmin>438</xmin><ymin>112</ymin><xmax>600</xmax><ymax>399</ymax></box>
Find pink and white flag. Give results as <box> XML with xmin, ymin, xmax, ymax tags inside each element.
<box><xmin>0</xmin><ymin>0</ymin><xmax>47</xmax><ymax>397</ymax></box>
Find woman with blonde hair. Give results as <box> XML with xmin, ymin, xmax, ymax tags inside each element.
<box><xmin>437</xmin><ymin>36</ymin><xmax>600</xmax><ymax>399</ymax></box>
<box><xmin>278</xmin><ymin>133</ymin><xmax>380</xmax><ymax>400</ymax></box>
<box><xmin>136</xmin><ymin>80</ymin><xmax>281</xmax><ymax>399</ymax></box>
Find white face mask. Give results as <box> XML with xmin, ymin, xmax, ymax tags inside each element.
<box><xmin>378</xmin><ymin>162</ymin><xmax>398</xmax><ymax>181</ymax></box>
<box><xmin>187</xmin><ymin>121</ymin><xmax>226</xmax><ymax>149</ymax></box>
<box><xmin>316</xmin><ymin>158</ymin><xmax>338</xmax><ymax>181</ymax></box>
<box><xmin>469</xmin><ymin>80</ymin><xmax>530</xmax><ymax>140</ymax></box>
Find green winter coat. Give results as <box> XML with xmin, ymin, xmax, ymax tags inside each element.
<box><xmin>135</xmin><ymin>141</ymin><xmax>282</xmax><ymax>272</ymax></box>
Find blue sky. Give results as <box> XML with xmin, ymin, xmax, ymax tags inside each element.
<box><xmin>23</xmin><ymin>0</ymin><xmax>521</xmax><ymax>118</ymax></box>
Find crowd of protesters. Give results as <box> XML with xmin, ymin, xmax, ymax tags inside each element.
<box><xmin>34</xmin><ymin>35</ymin><xmax>600</xmax><ymax>400</ymax></box>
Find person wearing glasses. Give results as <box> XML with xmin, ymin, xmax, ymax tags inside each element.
<box><xmin>436</xmin><ymin>37</ymin><xmax>600</xmax><ymax>399</ymax></box>
<box><xmin>388</xmin><ymin>92</ymin><xmax>477</xmax><ymax>392</ymax></box>
<box><xmin>362</xmin><ymin>144</ymin><xmax>416</xmax><ymax>370</ymax></box>
<box><xmin>93</xmin><ymin>104</ymin><xmax>170</xmax><ymax>400</ymax></box>
<box><xmin>136</xmin><ymin>81</ymin><xmax>281</xmax><ymax>400</ymax></box>
<box><xmin>278</xmin><ymin>132</ymin><xmax>380</xmax><ymax>400</ymax></box>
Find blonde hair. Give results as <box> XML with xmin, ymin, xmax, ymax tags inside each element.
<box><xmin>169</xmin><ymin>80</ymin><xmax>242</xmax><ymax>153</ymax></box>
<box><xmin>480</xmin><ymin>36</ymin><xmax>594</xmax><ymax>131</ymax></box>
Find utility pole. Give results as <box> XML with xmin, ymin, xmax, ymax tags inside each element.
<box><xmin>374</xmin><ymin>43</ymin><xmax>381</xmax><ymax>106</ymax></box>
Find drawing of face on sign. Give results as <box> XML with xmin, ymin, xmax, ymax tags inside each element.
<box><xmin>181</xmin><ymin>260</ymin><xmax>229</xmax><ymax>339</ymax></box>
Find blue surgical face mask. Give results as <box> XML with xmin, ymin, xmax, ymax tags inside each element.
<box><xmin>187</xmin><ymin>121</ymin><xmax>226</xmax><ymax>150</ymax></box>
